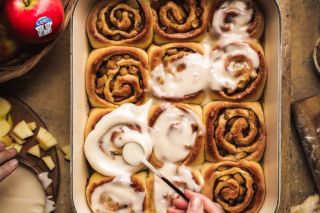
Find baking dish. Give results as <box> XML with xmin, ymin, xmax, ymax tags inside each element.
<box><xmin>71</xmin><ymin>0</ymin><xmax>282</xmax><ymax>212</ymax></box>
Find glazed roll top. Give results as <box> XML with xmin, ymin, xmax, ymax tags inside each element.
<box><xmin>86</xmin><ymin>47</ymin><xmax>149</xmax><ymax>108</ymax></box>
<box><xmin>151</xmin><ymin>0</ymin><xmax>209</xmax><ymax>44</ymax></box>
<box><xmin>204</xmin><ymin>102</ymin><xmax>266</xmax><ymax>162</ymax></box>
<box><xmin>86</xmin><ymin>0</ymin><xmax>153</xmax><ymax>49</ymax></box>
<box><xmin>86</xmin><ymin>172</ymin><xmax>149</xmax><ymax>213</ymax></box>
<box><xmin>148</xmin><ymin>103</ymin><xmax>204</xmax><ymax>167</ymax></box>
<box><xmin>210</xmin><ymin>0</ymin><xmax>264</xmax><ymax>39</ymax></box>
<box><xmin>202</xmin><ymin>161</ymin><xmax>265</xmax><ymax>213</ymax></box>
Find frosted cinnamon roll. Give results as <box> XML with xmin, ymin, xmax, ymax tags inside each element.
<box><xmin>85</xmin><ymin>108</ymin><xmax>113</xmax><ymax>138</ymax></box>
<box><xmin>147</xmin><ymin>163</ymin><xmax>203</xmax><ymax>213</ymax></box>
<box><xmin>148</xmin><ymin>43</ymin><xmax>206</xmax><ymax>104</ymax></box>
<box><xmin>203</xmin><ymin>102</ymin><xmax>266</xmax><ymax>162</ymax></box>
<box><xmin>150</xmin><ymin>0</ymin><xmax>209</xmax><ymax>44</ymax></box>
<box><xmin>86</xmin><ymin>47</ymin><xmax>149</xmax><ymax>108</ymax></box>
<box><xmin>84</xmin><ymin>102</ymin><xmax>153</xmax><ymax>176</ymax></box>
<box><xmin>209</xmin><ymin>40</ymin><xmax>267</xmax><ymax>101</ymax></box>
<box><xmin>86</xmin><ymin>172</ymin><xmax>150</xmax><ymax>213</ymax></box>
<box><xmin>210</xmin><ymin>0</ymin><xmax>264</xmax><ymax>39</ymax></box>
<box><xmin>202</xmin><ymin>161</ymin><xmax>265</xmax><ymax>213</ymax></box>
<box><xmin>148</xmin><ymin>103</ymin><xmax>204</xmax><ymax>167</ymax></box>
<box><xmin>86</xmin><ymin>0</ymin><xmax>153</xmax><ymax>49</ymax></box>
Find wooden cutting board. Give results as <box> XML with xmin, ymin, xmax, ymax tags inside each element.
<box><xmin>292</xmin><ymin>95</ymin><xmax>320</xmax><ymax>193</ymax></box>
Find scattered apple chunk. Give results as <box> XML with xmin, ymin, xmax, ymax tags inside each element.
<box><xmin>27</xmin><ymin>122</ymin><xmax>37</xmax><ymax>131</ymax></box>
<box><xmin>27</xmin><ymin>145</ymin><xmax>41</xmax><ymax>158</ymax></box>
<box><xmin>42</xmin><ymin>156</ymin><xmax>55</xmax><ymax>171</ymax></box>
<box><xmin>36</xmin><ymin>127</ymin><xmax>57</xmax><ymax>151</ymax></box>
<box><xmin>0</xmin><ymin>135</ymin><xmax>13</xmax><ymax>147</ymax></box>
<box><xmin>0</xmin><ymin>119</ymin><xmax>11</xmax><ymax>137</ymax></box>
<box><xmin>13</xmin><ymin>120</ymin><xmax>33</xmax><ymax>139</ymax></box>
<box><xmin>60</xmin><ymin>145</ymin><xmax>70</xmax><ymax>161</ymax></box>
<box><xmin>9</xmin><ymin>132</ymin><xmax>26</xmax><ymax>144</ymax></box>
<box><xmin>13</xmin><ymin>143</ymin><xmax>22</xmax><ymax>153</ymax></box>
<box><xmin>0</xmin><ymin>97</ymin><xmax>11</xmax><ymax>118</ymax></box>
<box><xmin>6</xmin><ymin>114</ymin><xmax>12</xmax><ymax>127</ymax></box>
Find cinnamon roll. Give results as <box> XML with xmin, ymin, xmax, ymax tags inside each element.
<box><xmin>86</xmin><ymin>47</ymin><xmax>149</xmax><ymax>108</ymax></box>
<box><xmin>148</xmin><ymin>42</ymin><xmax>206</xmax><ymax>104</ymax></box>
<box><xmin>86</xmin><ymin>172</ymin><xmax>150</xmax><ymax>213</ymax></box>
<box><xmin>147</xmin><ymin>163</ymin><xmax>203</xmax><ymax>213</ymax></box>
<box><xmin>85</xmin><ymin>108</ymin><xmax>113</xmax><ymax>138</ymax></box>
<box><xmin>84</xmin><ymin>102</ymin><xmax>153</xmax><ymax>176</ymax></box>
<box><xmin>210</xmin><ymin>0</ymin><xmax>265</xmax><ymax>39</ymax></box>
<box><xmin>86</xmin><ymin>0</ymin><xmax>153</xmax><ymax>49</ymax></box>
<box><xmin>150</xmin><ymin>0</ymin><xmax>209</xmax><ymax>44</ymax></box>
<box><xmin>203</xmin><ymin>102</ymin><xmax>266</xmax><ymax>162</ymax></box>
<box><xmin>202</xmin><ymin>161</ymin><xmax>265</xmax><ymax>213</ymax></box>
<box><xmin>148</xmin><ymin>103</ymin><xmax>205</xmax><ymax>167</ymax></box>
<box><xmin>209</xmin><ymin>39</ymin><xmax>267</xmax><ymax>101</ymax></box>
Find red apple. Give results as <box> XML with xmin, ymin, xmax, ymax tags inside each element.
<box><xmin>0</xmin><ymin>23</ymin><xmax>19</xmax><ymax>64</ymax></box>
<box><xmin>4</xmin><ymin>0</ymin><xmax>64</xmax><ymax>44</ymax></box>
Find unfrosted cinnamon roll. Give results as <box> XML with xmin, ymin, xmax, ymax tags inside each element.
<box><xmin>148</xmin><ymin>103</ymin><xmax>204</xmax><ymax>167</ymax></box>
<box><xmin>202</xmin><ymin>161</ymin><xmax>265</xmax><ymax>213</ymax></box>
<box><xmin>86</xmin><ymin>47</ymin><xmax>149</xmax><ymax>108</ymax></box>
<box><xmin>203</xmin><ymin>102</ymin><xmax>266</xmax><ymax>162</ymax></box>
<box><xmin>86</xmin><ymin>172</ymin><xmax>150</xmax><ymax>213</ymax></box>
<box><xmin>148</xmin><ymin>43</ymin><xmax>206</xmax><ymax>104</ymax></box>
<box><xmin>209</xmin><ymin>39</ymin><xmax>267</xmax><ymax>101</ymax></box>
<box><xmin>210</xmin><ymin>0</ymin><xmax>264</xmax><ymax>39</ymax></box>
<box><xmin>150</xmin><ymin>0</ymin><xmax>209</xmax><ymax>44</ymax></box>
<box><xmin>147</xmin><ymin>163</ymin><xmax>203</xmax><ymax>213</ymax></box>
<box><xmin>86</xmin><ymin>0</ymin><xmax>153</xmax><ymax>49</ymax></box>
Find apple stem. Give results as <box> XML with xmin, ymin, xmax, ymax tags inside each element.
<box><xmin>23</xmin><ymin>0</ymin><xmax>29</xmax><ymax>7</ymax></box>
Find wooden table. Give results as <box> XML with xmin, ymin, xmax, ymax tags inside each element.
<box><xmin>1</xmin><ymin>0</ymin><xmax>320</xmax><ymax>212</ymax></box>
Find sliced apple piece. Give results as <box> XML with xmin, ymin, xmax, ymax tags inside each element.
<box><xmin>36</xmin><ymin>127</ymin><xmax>57</xmax><ymax>151</ymax></box>
<box><xmin>42</xmin><ymin>156</ymin><xmax>55</xmax><ymax>171</ymax></box>
<box><xmin>27</xmin><ymin>145</ymin><xmax>41</xmax><ymax>158</ymax></box>
<box><xmin>27</xmin><ymin>122</ymin><xmax>37</xmax><ymax>131</ymax></box>
<box><xmin>64</xmin><ymin>152</ymin><xmax>70</xmax><ymax>161</ymax></box>
<box><xmin>5</xmin><ymin>143</ymin><xmax>14</xmax><ymax>150</ymax></box>
<box><xmin>60</xmin><ymin>145</ymin><xmax>70</xmax><ymax>161</ymax></box>
<box><xmin>13</xmin><ymin>120</ymin><xmax>34</xmax><ymax>139</ymax></box>
<box><xmin>0</xmin><ymin>119</ymin><xmax>11</xmax><ymax>137</ymax></box>
<box><xmin>0</xmin><ymin>135</ymin><xmax>13</xmax><ymax>147</ymax></box>
<box><xmin>9</xmin><ymin>132</ymin><xmax>26</xmax><ymax>145</ymax></box>
<box><xmin>13</xmin><ymin>143</ymin><xmax>22</xmax><ymax>153</ymax></box>
<box><xmin>0</xmin><ymin>97</ymin><xmax>11</xmax><ymax>118</ymax></box>
<box><xmin>7</xmin><ymin>114</ymin><xmax>13</xmax><ymax>128</ymax></box>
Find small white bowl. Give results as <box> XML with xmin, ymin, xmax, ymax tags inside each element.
<box><xmin>313</xmin><ymin>38</ymin><xmax>320</xmax><ymax>74</ymax></box>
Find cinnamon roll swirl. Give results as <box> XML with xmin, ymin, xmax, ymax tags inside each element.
<box><xmin>148</xmin><ymin>43</ymin><xmax>206</xmax><ymax>104</ymax></box>
<box><xmin>148</xmin><ymin>103</ymin><xmax>205</xmax><ymax>167</ymax></box>
<box><xmin>202</xmin><ymin>161</ymin><xmax>265</xmax><ymax>213</ymax></box>
<box><xmin>147</xmin><ymin>163</ymin><xmax>203</xmax><ymax>213</ymax></box>
<box><xmin>86</xmin><ymin>47</ymin><xmax>149</xmax><ymax>108</ymax></box>
<box><xmin>86</xmin><ymin>0</ymin><xmax>153</xmax><ymax>49</ymax></box>
<box><xmin>86</xmin><ymin>172</ymin><xmax>150</xmax><ymax>213</ymax></box>
<box><xmin>150</xmin><ymin>0</ymin><xmax>209</xmax><ymax>44</ymax></box>
<box><xmin>210</xmin><ymin>0</ymin><xmax>264</xmax><ymax>39</ymax></box>
<box><xmin>203</xmin><ymin>102</ymin><xmax>266</xmax><ymax>162</ymax></box>
<box><xmin>209</xmin><ymin>40</ymin><xmax>267</xmax><ymax>101</ymax></box>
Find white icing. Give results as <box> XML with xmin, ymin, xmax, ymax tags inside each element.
<box><xmin>150</xmin><ymin>104</ymin><xmax>204</xmax><ymax>163</ymax></box>
<box><xmin>84</xmin><ymin>101</ymin><xmax>153</xmax><ymax>176</ymax></box>
<box><xmin>211</xmin><ymin>0</ymin><xmax>254</xmax><ymax>39</ymax></box>
<box><xmin>44</xmin><ymin>196</ymin><xmax>55</xmax><ymax>213</ymax></box>
<box><xmin>122</xmin><ymin>143</ymin><xmax>146</xmax><ymax>166</ymax></box>
<box><xmin>38</xmin><ymin>172</ymin><xmax>52</xmax><ymax>189</ymax></box>
<box><xmin>154</xmin><ymin>163</ymin><xmax>203</xmax><ymax>213</ymax></box>
<box><xmin>91</xmin><ymin>178</ymin><xmax>145</xmax><ymax>213</ymax></box>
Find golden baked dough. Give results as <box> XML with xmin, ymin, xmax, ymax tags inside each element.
<box><xmin>203</xmin><ymin>101</ymin><xmax>266</xmax><ymax>162</ymax></box>
<box><xmin>84</xmin><ymin>108</ymin><xmax>114</xmax><ymax>138</ymax></box>
<box><xmin>202</xmin><ymin>161</ymin><xmax>265</xmax><ymax>213</ymax></box>
<box><xmin>86</xmin><ymin>46</ymin><xmax>149</xmax><ymax>108</ymax></box>
<box><xmin>86</xmin><ymin>0</ymin><xmax>153</xmax><ymax>49</ymax></box>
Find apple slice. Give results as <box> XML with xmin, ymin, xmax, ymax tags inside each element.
<box><xmin>27</xmin><ymin>145</ymin><xmax>41</xmax><ymax>158</ymax></box>
<box><xmin>9</xmin><ymin>132</ymin><xmax>26</xmax><ymax>145</ymax></box>
<box><xmin>13</xmin><ymin>143</ymin><xmax>22</xmax><ymax>153</ymax></box>
<box><xmin>27</xmin><ymin>122</ymin><xmax>37</xmax><ymax>131</ymax></box>
<box><xmin>0</xmin><ymin>135</ymin><xmax>13</xmax><ymax>147</ymax></box>
<box><xmin>42</xmin><ymin>156</ymin><xmax>55</xmax><ymax>171</ymax></box>
<box><xmin>60</xmin><ymin>145</ymin><xmax>70</xmax><ymax>161</ymax></box>
<box><xmin>13</xmin><ymin>120</ymin><xmax>34</xmax><ymax>139</ymax></box>
<box><xmin>0</xmin><ymin>97</ymin><xmax>11</xmax><ymax>118</ymax></box>
<box><xmin>0</xmin><ymin>119</ymin><xmax>11</xmax><ymax>137</ymax></box>
<box><xmin>7</xmin><ymin>114</ymin><xmax>13</xmax><ymax>127</ymax></box>
<box><xmin>36</xmin><ymin>127</ymin><xmax>57</xmax><ymax>151</ymax></box>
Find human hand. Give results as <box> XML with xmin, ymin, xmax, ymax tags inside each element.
<box><xmin>0</xmin><ymin>143</ymin><xmax>18</xmax><ymax>182</ymax></box>
<box><xmin>168</xmin><ymin>190</ymin><xmax>224</xmax><ymax>213</ymax></box>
